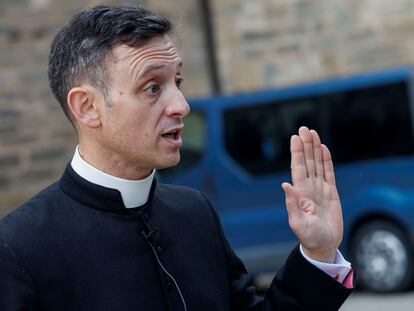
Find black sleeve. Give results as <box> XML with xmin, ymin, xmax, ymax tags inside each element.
<box><xmin>203</xmin><ymin>194</ymin><xmax>353</xmax><ymax>311</ymax></box>
<box><xmin>0</xmin><ymin>237</ymin><xmax>38</xmax><ymax>311</ymax></box>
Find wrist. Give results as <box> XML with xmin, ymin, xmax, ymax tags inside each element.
<box><xmin>301</xmin><ymin>246</ymin><xmax>336</xmax><ymax>263</ymax></box>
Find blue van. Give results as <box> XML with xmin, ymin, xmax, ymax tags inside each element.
<box><xmin>158</xmin><ymin>66</ymin><xmax>414</xmax><ymax>292</ymax></box>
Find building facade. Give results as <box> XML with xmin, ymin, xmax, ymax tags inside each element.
<box><xmin>1</xmin><ymin>0</ymin><xmax>414</xmax><ymax>215</ymax></box>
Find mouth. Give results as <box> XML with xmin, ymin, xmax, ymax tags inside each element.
<box><xmin>161</xmin><ymin>126</ymin><xmax>183</xmax><ymax>147</ymax></box>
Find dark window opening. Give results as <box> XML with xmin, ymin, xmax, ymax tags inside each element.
<box><xmin>224</xmin><ymin>81</ymin><xmax>414</xmax><ymax>176</ymax></box>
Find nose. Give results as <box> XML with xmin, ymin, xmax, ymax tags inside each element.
<box><xmin>165</xmin><ymin>89</ymin><xmax>190</xmax><ymax>118</ymax></box>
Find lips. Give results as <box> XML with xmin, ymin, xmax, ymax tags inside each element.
<box><xmin>161</xmin><ymin>126</ymin><xmax>183</xmax><ymax>147</ymax></box>
<box><xmin>161</xmin><ymin>129</ymin><xmax>180</xmax><ymax>140</ymax></box>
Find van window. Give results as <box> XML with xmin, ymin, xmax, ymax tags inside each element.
<box><xmin>328</xmin><ymin>82</ymin><xmax>414</xmax><ymax>163</ymax></box>
<box><xmin>224</xmin><ymin>81</ymin><xmax>414</xmax><ymax>176</ymax></box>
<box><xmin>158</xmin><ymin>109</ymin><xmax>206</xmax><ymax>178</ymax></box>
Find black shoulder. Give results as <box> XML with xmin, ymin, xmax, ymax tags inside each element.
<box><xmin>0</xmin><ymin>182</ymin><xmax>61</xmax><ymax>243</ymax></box>
<box><xmin>155</xmin><ymin>183</ymin><xmax>208</xmax><ymax>203</ymax></box>
<box><xmin>155</xmin><ymin>184</ymin><xmax>215</xmax><ymax>220</ymax></box>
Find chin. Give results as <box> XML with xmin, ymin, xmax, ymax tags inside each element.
<box><xmin>156</xmin><ymin>153</ymin><xmax>181</xmax><ymax>170</ymax></box>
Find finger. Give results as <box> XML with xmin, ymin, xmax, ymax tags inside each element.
<box><xmin>322</xmin><ymin>144</ymin><xmax>336</xmax><ymax>185</ymax></box>
<box><xmin>290</xmin><ymin>135</ymin><xmax>307</xmax><ymax>185</ymax></box>
<box><xmin>281</xmin><ymin>182</ymin><xmax>301</xmax><ymax>214</ymax></box>
<box><xmin>298</xmin><ymin>126</ymin><xmax>315</xmax><ymax>177</ymax></box>
<box><xmin>310</xmin><ymin>129</ymin><xmax>323</xmax><ymax>178</ymax></box>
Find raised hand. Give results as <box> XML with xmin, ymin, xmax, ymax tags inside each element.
<box><xmin>282</xmin><ymin>126</ymin><xmax>343</xmax><ymax>263</ymax></box>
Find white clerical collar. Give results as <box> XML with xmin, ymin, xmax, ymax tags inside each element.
<box><xmin>70</xmin><ymin>146</ymin><xmax>155</xmax><ymax>209</ymax></box>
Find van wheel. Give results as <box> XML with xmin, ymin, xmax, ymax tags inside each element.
<box><xmin>350</xmin><ymin>220</ymin><xmax>414</xmax><ymax>292</ymax></box>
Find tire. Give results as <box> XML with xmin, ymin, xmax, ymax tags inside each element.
<box><xmin>350</xmin><ymin>220</ymin><xmax>414</xmax><ymax>292</ymax></box>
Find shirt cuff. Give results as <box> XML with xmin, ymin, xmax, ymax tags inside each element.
<box><xmin>299</xmin><ymin>244</ymin><xmax>352</xmax><ymax>283</ymax></box>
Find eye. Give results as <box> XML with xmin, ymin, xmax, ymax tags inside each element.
<box><xmin>176</xmin><ymin>77</ymin><xmax>184</xmax><ymax>89</ymax></box>
<box><xmin>145</xmin><ymin>84</ymin><xmax>160</xmax><ymax>94</ymax></box>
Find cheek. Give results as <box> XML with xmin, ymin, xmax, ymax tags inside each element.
<box><xmin>106</xmin><ymin>97</ymin><xmax>164</xmax><ymax>140</ymax></box>
<box><xmin>122</xmin><ymin>117</ymin><xmax>156</xmax><ymax>144</ymax></box>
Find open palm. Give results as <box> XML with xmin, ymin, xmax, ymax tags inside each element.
<box><xmin>282</xmin><ymin>127</ymin><xmax>343</xmax><ymax>263</ymax></box>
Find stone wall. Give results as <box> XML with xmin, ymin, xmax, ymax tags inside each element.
<box><xmin>212</xmin><ymin>0</ymin><xmax>414</xmax><ymax>93</ymax></box>
<box><xmin>2</xmin><ymin>0</ymin><xmax>414</xmax><ymax>215</ymax></box>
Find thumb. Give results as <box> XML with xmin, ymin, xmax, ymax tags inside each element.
<box><xmin>281</xmin><ymin>182</ymin><xmax>300</xmax><ymax>214</ymax></box>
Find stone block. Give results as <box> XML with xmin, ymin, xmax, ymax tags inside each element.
<box><xmin>31</xmin><ymin>147</ymin><xmax>67</xmax><ymax>162</ymax></box>
<box><xmin>295</xmin><ymin>0</ymin><xmax>325</xmax><ymax>27</ymax></box>
<box><xmin>0</xmin><ymin>109</ymin><xmax>20</xmax><ymax>117</ymax></box>
<box><xmin>0</xmin><ymin>91</ymin><xmax>23</xmax><ymax>101</ymax></box>
<box><xmin>1</xmin><ymin>132</ymin><xmax>38</xmax><ymax>146</ymax></box>
<box><xmin>0</xmin><ymin>122</ymin><xmax>18</xmax><ymax>136</ymax></box>
<box><xmin>0</xmin><ymin>154</ymin><xmax>20</xmax><ymax>168</ymax></box>
<box><xmin>19</xmin><ymin>168</ymin><xmax>58</xmax><ymax>186</ymax></box>
<box><xmin>0</xmin><ymin>26</ymin><xmax>23</xmax><ymax>43</ymax></box>
<box><xmin>0</xmin><ymin>176</ymin><xmax>10</xmax><ymax>188</ymax></box>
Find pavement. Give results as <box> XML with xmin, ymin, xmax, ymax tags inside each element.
<box><xmin>340</xmin><ymin>291</ymin><xmax>414</xmax><ymax>310</ymax></box>
<box><xmin>256</xmin><ymin>273</ymin><xmax>414</xmax><ymax>310</ymax></box>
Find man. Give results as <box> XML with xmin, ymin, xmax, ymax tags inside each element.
<box><xmin>0</xmin><ymin>5</ymin><xmax>353</xmax><ymax>310</ymax></box>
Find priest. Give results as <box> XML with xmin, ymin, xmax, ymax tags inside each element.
<box><xmin>0</xmin><ymin>5</ymin><xmax>353</xmax><ymax>310</ymax></box>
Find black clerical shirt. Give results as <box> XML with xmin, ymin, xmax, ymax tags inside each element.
<box><xmin>0</xmin><ymin>164</ymin><xmax>352</xmax><ymax>310</ymax></box>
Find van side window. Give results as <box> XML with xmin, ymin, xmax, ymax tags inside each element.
<box><xmin>224</xmin><ymin>101</ymin><xmax>316</xmax><ymax>175</ymax></box>
<box><xmin>158</xmin><ymin>109</ymin><xmax>206</xmax><ymax>178</ymax></box>
<box><xmin>224</xmin><ymin>81</ymin><xmax>414</xmax><ymax>176</ymax></box>
<box><xmin>224</xmin><ymin>100</ymin><xmax>321</xmax><ymax>175</ymax></box>
<box><xmin>328</xmin><ymin>82</ymin><xmax>414</xmax><ymax>163</ymax></box>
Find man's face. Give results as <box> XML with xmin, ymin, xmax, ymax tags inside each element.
<box><xmin>98</xmin><ymin>35</ymin><xmax>190</xmax><ymax>173</ymax></box>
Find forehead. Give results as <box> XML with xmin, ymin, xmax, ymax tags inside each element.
<box><xmin>110</xmin><ymin>35</ymin><xmax>181</xmax><ymax>76</ymax></box>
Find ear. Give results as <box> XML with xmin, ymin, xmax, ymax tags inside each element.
<box><xmin>67</xmin><ymin>86</ymin><xmax>101</xmax><ymax>128</ymax></box>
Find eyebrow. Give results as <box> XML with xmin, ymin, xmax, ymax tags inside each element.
<box><xmin>138</xmin><ymin>61</ymin><xmax>183</xmax><ymax>79</ymax></box>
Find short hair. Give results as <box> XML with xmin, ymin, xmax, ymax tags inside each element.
<box><xmin>48</xmin><ymin>5</ymin><xmax>173</xmax><ymax>123</ymax></box>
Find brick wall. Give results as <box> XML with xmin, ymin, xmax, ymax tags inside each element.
<box><xmin>2</xmin><ymin>0</ymin><xmax>414</xmax><ymax>215</ymax></box>
<box><xmin>212</xmin><ymin>0</ymin><xmax>414</xmax><ymax>93</ymax></box>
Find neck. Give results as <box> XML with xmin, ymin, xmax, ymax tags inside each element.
<box><xmin>78</xmin><ymin>142</ymin><xmax>152</xmax><ymax>180</ymax></box>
